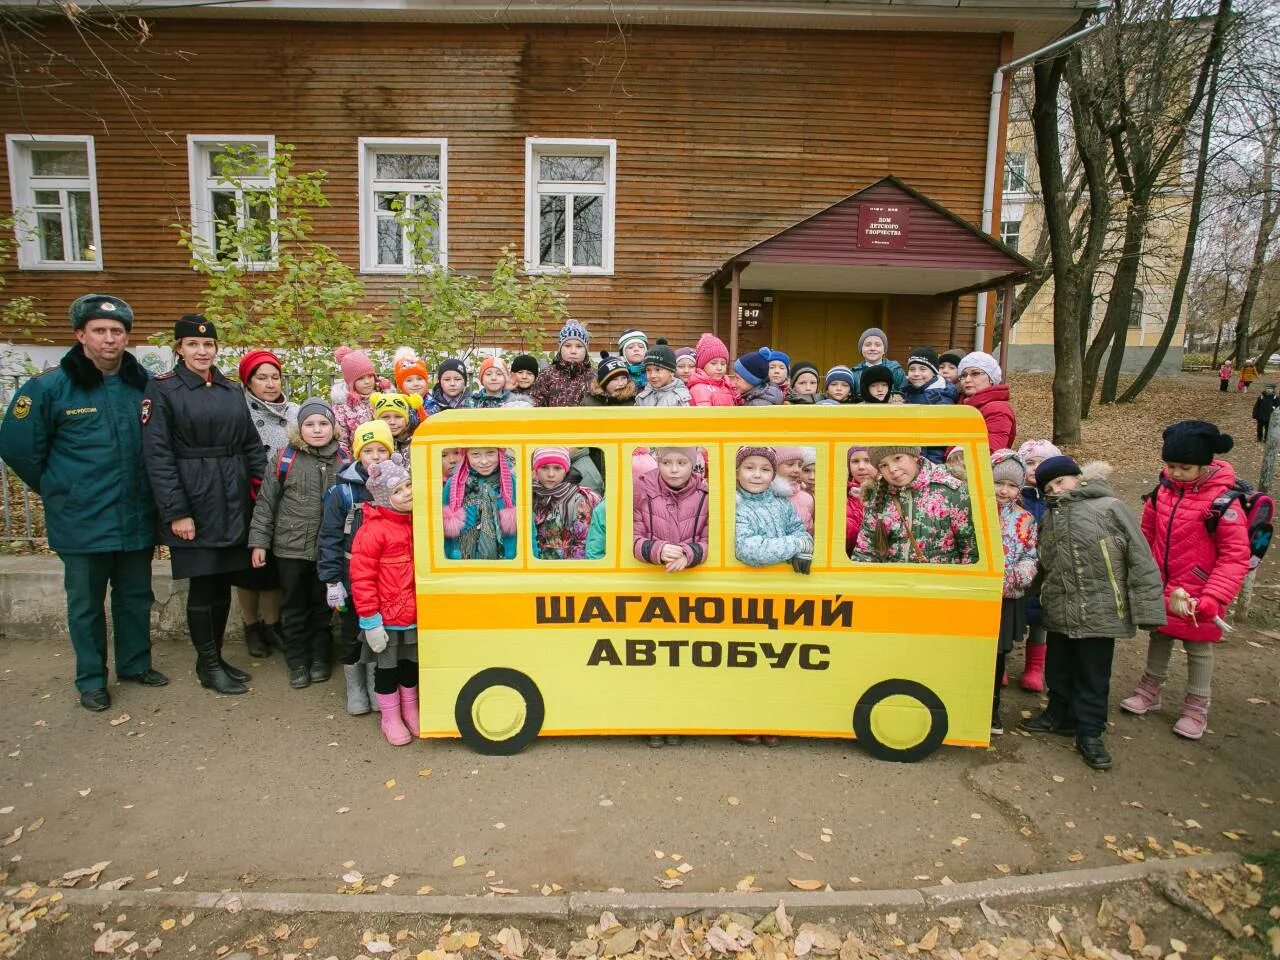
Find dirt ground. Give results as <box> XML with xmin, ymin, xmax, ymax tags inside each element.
<box><xmin>2</xmin><ymin>372</ymin><xmax>1279</xmax><ymax>958</ymax></box>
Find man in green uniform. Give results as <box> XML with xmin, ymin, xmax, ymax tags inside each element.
<box><xmin>0</xmin><ymin>295</ymin><xmax>167</xmax><ymax>711</ymax></box>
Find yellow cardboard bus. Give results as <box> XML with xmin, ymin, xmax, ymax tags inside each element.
<box><xmin>410</xmin><ymin>405</ymin><xmax>1002</xmax><ymax>762</ymax></box>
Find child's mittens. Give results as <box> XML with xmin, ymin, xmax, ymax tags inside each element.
<box><xmin>365</xmin><ymin>625</ymin><xmax>390</xmax><ymax>653</ymax></box>
<box><xmin>326</xmin><ymin>582</ymin><xmax>347</xmax><ymax>611</ymax></box>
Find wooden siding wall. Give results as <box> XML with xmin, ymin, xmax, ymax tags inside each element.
<box><xmin>0</xmin><ymin>20</ymin><xmax>997</xmax><ymax>355</ymax></box>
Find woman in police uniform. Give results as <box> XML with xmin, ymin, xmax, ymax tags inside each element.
<box><xmin>142</xmin><ymin>316</ymin><xmax>268</xmax><ymax>694</ymax></box>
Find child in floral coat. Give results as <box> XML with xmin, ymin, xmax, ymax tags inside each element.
<box><xmin>532</xmin><ymin>321</ymin><xmax>595</xmax><ymax>407</ymax></box>
<box><xmin>852</xmin><ymin>446</ymin><xmax>976</xmax><ymax>565</ymax></box>
<box><xmin>331</xmin><ymin>346</ymin><xmax>381</xmax><ymax>457</ymax></box>
<box><xmin>990</xmin><ymin>449</ymin><xmax>1038</xmax><ymax>735</ymax></box>
<box><xmin>531</xmin><ymin>447</ymin><xmax>603</xmax><ymax>560</ymax></box>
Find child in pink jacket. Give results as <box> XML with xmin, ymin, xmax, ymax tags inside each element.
<box><xmin>773</xmin><ymin>446</ymin><xmax>815</xmax><ymax>534</ymax></box>
<box><xmin>686</xmin><ymin>333</ymin><xmax>739</xmax><ymax>407</ymax></box>
<box><xmin>633</xmin><ymin>447</ymin><xmax>709</xmax><ymax>748</ymax></box>
<box><xmin>1120</xmin><ymin>421</ymin><xmax>1251</xmax><ymax>740</ymax></box>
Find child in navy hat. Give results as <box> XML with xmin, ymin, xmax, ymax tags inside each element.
<box><xmin>786</xmin><ymin>361</ymin><xmax>820</xmax><ymax>404</ymax></box>
<box><xmin>248</xmin><ymin>398</ymin><xmax>348</xmax><ymax>690</ymax></box>
<box><xmin>636</xmin><ymin>339</ymin><xmax>691</xmax><ymax>407</ymax></box>
<box><xmin>583</xmin><ymin>353</ymin><xmax>638</xmax><ymax>406</ymax></box>
<box><xmin>902</xmin><ymin>347</ymin><xmax>958</xmax><ymax>406</ymax></box>
<box><xmin>858</xmin><ymin>365</ymin><xmax>896</xmax><ymax>404</ymax></box>
<box><xmin>1119</xmin><ymin>421</ymin><xmax>1250</xmax><ymax>742</ymax></box>
<box><xmin>730</xmin><ymin>348</ymin><xmax>784</xmax><ymax>405</ymax></box>
<box><xmin>1022</xmin><ymin>455</ymin><xmax>1166</xmax><ymax>770</ymax></box>
<box><xmin>821</xmin><ymin>364</ymin><xmax>857</xmax><ymax>404</ymax></box>
<box><xmin>509</xmin><ymin>354</ymin><xmax>540</xmax><ymax>401</ymax></box>
<box><xmin>426</xmin><ymin>358</ymin><xmax>468</xmax><ymax>414</ymax></box>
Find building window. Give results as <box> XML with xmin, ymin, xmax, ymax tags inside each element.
<box><xmin>1003</xmin><ymin>153</ymin><xmax>1028</xmax><ymax>194</ymax></box>
<box><xmin>5</xmin><ymin>135</ymin><xmax>102</xmax><ymax>270</ymax></box>
<box><xmin>1129</xmin><ymin>289</ymin><xmax>1145</xmax><ymax>329</ymax></box>
<box><xmin>525</xmin><ymin>138</ymin><xmax>615</xmax><ymax>274</ymax></box>
<box><xmin>358</xmin><ymin>138</ymin><xmax>447</xmax><ymax>273</ymax></box>
<box><xmin>1000</xmin><ymin>218</ymin><xmax>1021</xmax><ymax>253</ymax></box>
<box><xmin>187</xmin><ymin>135</ymin><xmax>275</xmax><ymax>267</ymax></box>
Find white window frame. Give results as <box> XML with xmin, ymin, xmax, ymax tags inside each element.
<box><xmin>524</xmin><ymin>137</ymin><xmax>616</xmax><ymax>276</ymax></box>
<box><xmin>187</xmin><ymin>134</ymin><xmax>276</xmax><ymax>270</ymax></box>
<box><xmin>1002</xmin><ymin>152</ymin><xmax>1028</xmax><ymax>195</ymax></box>
<box><xmin>5</xmin><ymin>134</ymin><xmax>103</xmax><ymax>271</ymax></box>
<box><xmin>357</xmin><ymin>137</ymin><xmax>448</xmax><ymax>274</ymax></box>
<box><xmin>1000</xmin><ymin>218</ymin><xmax>1021</xmax><ymax>253</ymax></box>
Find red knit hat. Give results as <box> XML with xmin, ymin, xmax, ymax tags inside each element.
<box><xmin>695</xmin><ymin>332</ymin><xmax>729</xmax><ymax>370</ymax></box>
<box><xmin>238</xmin><ymin>349</ymin><xmax>281</xmax><ymax>385</ymax></box>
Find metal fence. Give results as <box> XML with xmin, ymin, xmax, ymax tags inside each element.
<box><xmin>0</xmin><ymin>372</ymin><xmax>42</xmax><ymax>543</ymax></box>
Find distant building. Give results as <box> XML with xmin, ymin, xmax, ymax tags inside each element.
<box><xmin>1000</xmin><ymin>82</ymin><xmax>1191</xmax><ymax>374</ymax></box>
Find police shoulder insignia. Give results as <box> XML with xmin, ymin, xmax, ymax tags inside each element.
<box><xmin>11</xmin><ymin>395</ymin><xmax>31</xmax><ymax>420</ymax></box>
<box><xmin>140</xmin><ymin>398</ymin><xmax>152</xmax><ymax>425</ymax></box>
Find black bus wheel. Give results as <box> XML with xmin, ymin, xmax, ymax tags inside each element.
<box><xmin>454</xmin><ymin>668</ymin><xmax>545</xmax><ymax>756</ymax></box>
<box><xmin>852</xmin><ymin>679</ymin><xmax>948</xmax><ymax>763</ymax></box>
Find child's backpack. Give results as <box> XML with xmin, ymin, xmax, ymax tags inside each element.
<box><xmin>1209</xmin><ymin>481</ymin><xmax>1274</xmax><ymax>570</ymax></box>
<box><xmin>1148</xmin><ymin>479</ymin><xmax>1274</xmax><ymax>570</ymax></box>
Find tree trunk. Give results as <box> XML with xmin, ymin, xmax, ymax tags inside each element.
<box><xmin>1233</xmin><ymin>163</ymin><xmax>1277</xmax><ymax>365</ymax></box>
<box><xmin>1080</xmin><ymin>202</ymin><xmax>1146</xmax><ymax>416</ymax></box>
<box><xmin>1119</xmin><ymin>0</ymin><xmax>1227</xmax><ymax>402</ymax></box>
<box><xmin>1033</xmin><ymin>50</ymin><xmax>1086</xmax><ymax>446</ymax></box>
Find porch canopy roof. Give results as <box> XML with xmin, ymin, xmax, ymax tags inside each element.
<box><xmin>704</xmin><ymin>176</ymin><xmax>1033</xmax><ymax>299</ymax></box>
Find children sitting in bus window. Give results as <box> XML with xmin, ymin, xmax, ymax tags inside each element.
<box><xmin>633</xmin><ymin>447</ymin><xmax>709</xmax><ymax>572</ymax></box>
<box><xmin>852</xmin><ymin>445</ymin><xmax>976</xmax><ymax>565</ymax></box>
<box><xmin>441</xmin><ymin>447</ymin><xmax>463</xmax><ymax>482</ymax></box>
<box><xmin>734</xmin><ymin>447</ymin><xmax>813</xmax><ymax>572</ymax></box>
<box><xmin>443</xmin><ymin>447</ymin><xmax>517</xmax><ymax>560</ymax></box>
<box><xmin>845</xmin><ymin>445</ymin><xmax>879</xmax><ymax>557</ymax></box>
<box><xmin>531</xmin><ymin>447</ymin><xmax>604</xmax><ymax>561</ymax></box>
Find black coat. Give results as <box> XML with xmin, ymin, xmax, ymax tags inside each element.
<box><xmin>1252</xmin><ymin>391</ymin><xmax>1278</xmax><ymax>423</ymax></box>
<box><xmin>142</xmin><ymin>362</ymin><xmax>267</xmax><ymax>552</ymax></box>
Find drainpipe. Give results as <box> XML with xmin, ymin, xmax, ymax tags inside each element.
<box><xmin>975</xmin><ymin>12</ymin><xmax>1109</xmax><ymax>353</ymax></box>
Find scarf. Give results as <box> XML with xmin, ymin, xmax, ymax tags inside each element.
<box><xmin>532</xmin><ymin>481</ymin><xmax>598</xmax><ymax>560</ymax></box>
<box><xmin>458</xmin><ymin>471</ymin><xmax>502</xmax><ymax>560</ymax></box>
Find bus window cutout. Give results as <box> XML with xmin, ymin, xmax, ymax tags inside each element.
<box><xmin>413</xmin><ymin>407</ymin><xmax>1002</xmax><ymax>762</ymax></box>
<box><xmin>847</xmin><ymin>444</ymin><xmax>978</xmax><ymax>566</ymax></box>
<box><xmin>632</xmin><ymin>446</ymin><xmax>710</xmax><ymax>572</ymax></box>
<box><xmin>531</xmin><ymin>446</ymin><xmax>607</xmax><ymax>561</ymax></box>
<box><xmin>442</xmin><ymin>447</ymin><xmax>518</xmax><ymax>561</ymax></box>
<box><xmin>733</xmin><ymin>446</ymin><xmax>814</xmax><ymax>573</ymax></box>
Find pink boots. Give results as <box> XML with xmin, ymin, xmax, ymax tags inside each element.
<box><xmin>1173</xmin><ymin>695</ymin><xmax>1210</xmax><ymax>740</ymax></box>
<box><xmin>1119</xmin><ymin>673</ymin><xmax>1162</xmax><ymax>715</ymax></box>
<box><xmin>399</xmin><ymin>686</ymin><xmax>420</xmax><ymax>738</ymax></box>
<box><xmin>376</xmin><ymin>691</ymin><xmax>412</xmax><ymax>746</ymax></box>
<box><xmin>1020</xmin><ymin>644</ymin><xmax>1047</xmax><ymax>692</ymax></box>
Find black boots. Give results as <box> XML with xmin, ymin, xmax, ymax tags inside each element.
<box><xmin>244</xmin><ymin>620</ymin><xmax>272</xmax><ymax>658</ymax></box>
<box><xmin>1018</xmin><ymin>710</ymin><xmax>1077</xmax><ymax>737</ymax></box>
<box><xmin>189</xmin><ymin>604</ymin><xmax>247</xmax><ymax>695</ymax></box>
<box><xmin>1076</xmin><ymin>736</ymin><xmax>1113</xmax><ymax>770</ymax></box>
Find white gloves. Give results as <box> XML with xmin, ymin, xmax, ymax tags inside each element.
<box><xmin>326</xmin><ymin>582</ymin><xmax>347</xmax><ymax>610</ymax></box>
<box><xmin>365</xmin><ymin>625</ymin><xmax>389</xmax><ymax>653</ymax></box>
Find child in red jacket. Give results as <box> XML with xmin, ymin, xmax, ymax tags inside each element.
<box><xmin>350</xmin><ymin>454</ymin><xmax>420</xmax><ymax>747</ymax></box>
<box><xmin>1120</xmin><ymin>422</ymin><xmax>1251</xmax><ymax>740</ymax></box>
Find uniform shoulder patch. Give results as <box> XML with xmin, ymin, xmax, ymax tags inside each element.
<box><xmin>11</xmin><ymin>395</ymin><xmax>31</xmax><ymax>420</ymax></box>
<box><xmin>140</xmin><ymin>398</ymin><xmax>152</xmax><ymax>425</ymax></box>
<box><xmin>154</xmin><ymin>371</ymin><xmax>175</xmax><ymax>381</ymax></box>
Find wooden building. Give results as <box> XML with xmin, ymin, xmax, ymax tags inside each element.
<box><xmin>0</xmin><ymin>1</ymin><xmax>1093</xmax><ymax>371</ymax></box>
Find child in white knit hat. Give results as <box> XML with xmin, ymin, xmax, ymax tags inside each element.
<box><xmin>989</xmin><ymin>449</ymin><xmax>1038</xmax><ymax>736</ymax></box>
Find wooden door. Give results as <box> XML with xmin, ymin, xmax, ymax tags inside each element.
<box><xmin>775</xmin><ymin>295</ymin><xmax>885</xmax><ymax>373</ymax></box>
